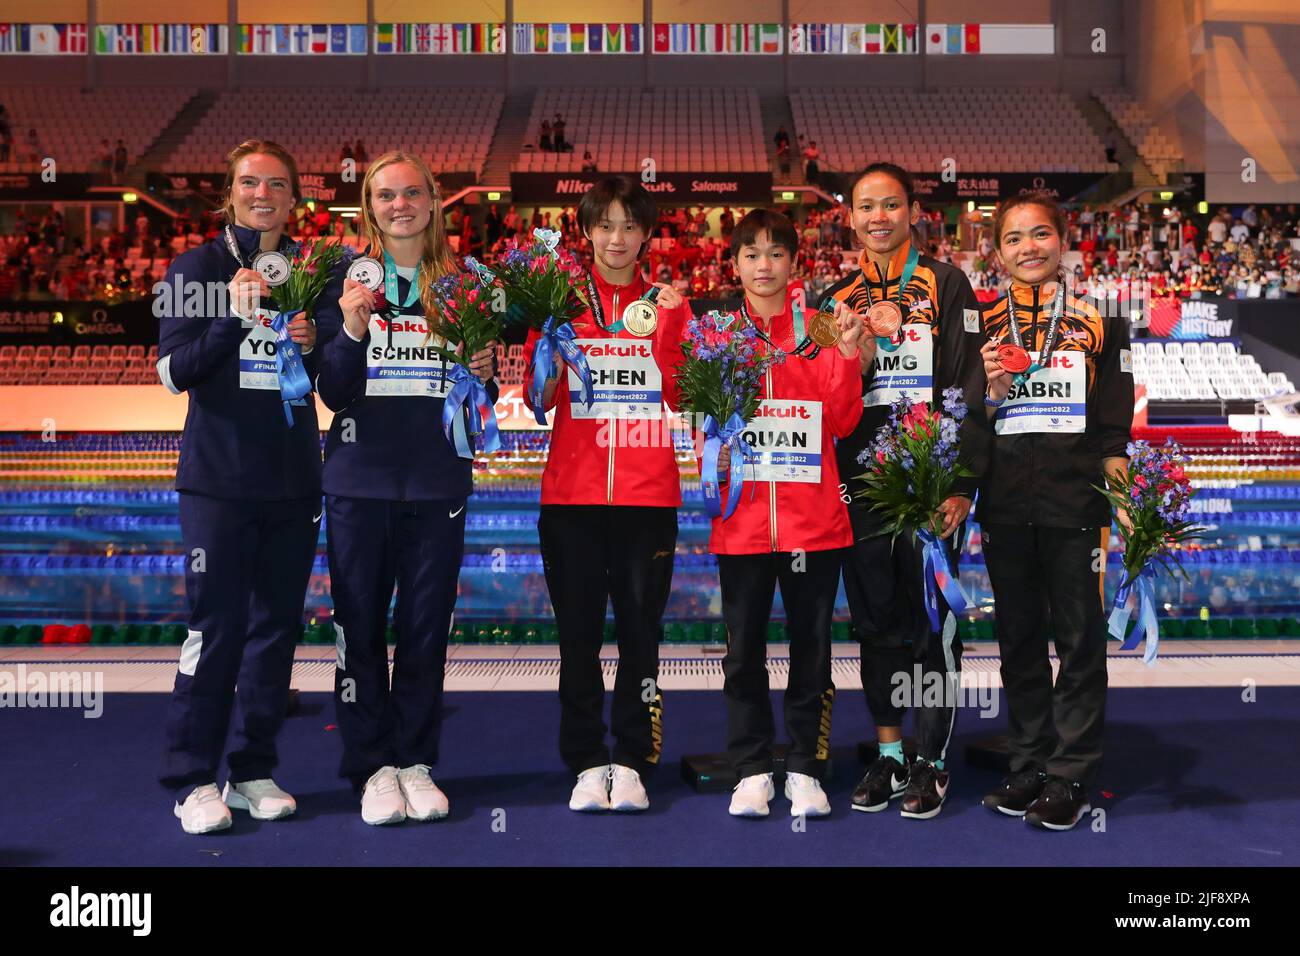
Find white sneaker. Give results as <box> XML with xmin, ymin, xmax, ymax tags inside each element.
<box><xmin>397</xmin><ymin>765</ymin><xmax>449</xmax><ymax>821</ymax></box>
<box><xmin>609</xmin><ymin>765</ymin><xmax>649</xmax><ymax>812</ymax></box>
<box><xmin>173</xmin><ymin>783</ymin><xmax>232</xmax><ymax>834</ymax></box>
<box><xmin>728</xmin><ymin>772</ymin><xmax>776</xmax><ymax>818</ymax></box>
<box><xmin>569</xmin><ymin>765</ymin><xmax>612</xmax><ymax>812</ymax></box>
<box><xmin>784</xmin><ymin>772</ymin><xmax>832</xmax><ymax>818</ymax></box>
<box><xmin>222</xmin><ymin>778</ymin><xmax>297</xmax><ymax>821</ymax></box>
<box><xmin>361</xmin><ymin>766</ymin><xmax>407</xmax><ymax>826</ymax></box>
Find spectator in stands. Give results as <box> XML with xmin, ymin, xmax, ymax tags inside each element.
<box><xmin>354</xmin><ymin>140</ymin><xmax>368</xmax><ymax>166</ymax></box>
<box><xmin>484</xmin><ymin>204</ymin><xmax>503</xmax><ymax>247</ymax></box>
<box><xmin>539</xmin><ymin>119</ymin><xmax>553</xmax><ymax>152</ymax></box>
<box><xmin>1207</xmin><ymin>214</ymin><xmax>1227</xmax><ymax>246</ymax></box>
<box><xmin>802</xmin><ymin>140</ymin><xmax>820</xmax><ymax>186</ymax></box>
<box><xmin>553</xmin><ymin>113</ymin><xmax>567</xmax><ymax>152</ymax></box>
<box><xmin>503</xmin><ymin>205</ymin><xmax>521</xmax><ymax>238</ymax></box>
<box><xmin>530</xmin><ymin>207</ymin><xmax>544</xmax><ymax>230</ymax></box>
<box><xmin>23</xmin><ymin>128</ymin><xmax>43</xmax><ymax>164</ymax></box>
<box><xmin>339</xmin><ymin>142</ymin><xmax>354</xmax><ymax>167</ymax></box>
<box><xmin>1242</xmin><ymin>204</ymin><xmax>1258</xmax><ymax>230</ymax></box>
<box><xmin>1230</xmin><ymin>218</ymin><xmax>1250</xmax><ymax>245</ymax></box>
<box><xmin>1104</xmin><ymin>126</ymin><xmax>1118</xmax><ymax>164</ymax></box>
<box><xmin>112</xmin><ymin>139</ymin><xmax>129</xmax><ymax>185</ymax></box>
<box><xmin>581</xmin><ymin>150</ymin><xmax>597</xmax><ymax>172</ymax></box>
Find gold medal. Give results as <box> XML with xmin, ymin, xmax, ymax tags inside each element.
<box><xmin>809</xmin><ymin>309</ymin><xmax>840</xmax><ymax>349</ymax></box>
<box><xmin>621</xmin><ymin>298</ymin><xmax>658</xmax><ymax>337</ymax></box>
<box><xmin>866</xmin><ymin>300</ymin><xmax>903</xmax><ymax>338</ymax></box>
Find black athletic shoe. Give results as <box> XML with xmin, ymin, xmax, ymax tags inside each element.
<box><xmin>982</xmin><ymin>768</ymin><xmax>1048</xmax><ymax>817</ymax></box>
<box><xmin>850</xmin><ymin>754</ymin><xmax>910</xmax><ymax>813</ymax></box>
<box><xmin>899</xmin><ymin>758</ymin><xmax>949</xmax><ymax>820</ymax></box>
<box><xmin>1024</xmin><ymin>776</ymin><xmax>1092</xmax><ymax>831</ymax></box>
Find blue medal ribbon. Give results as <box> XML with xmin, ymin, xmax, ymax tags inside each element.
<box><xmin>269</xmin><ymin>310</ymin><xmax>313</xmax><ymax>427</ymax></box>
<box><xmin>1108</xmin><ymin>564</ymin><xmax>1160</xmax><ymax>665</ymax></box>
<box><xmin>442</xmin><ymin>363</ymin><xmax>501</xmax><ymax>460</ymax></box>
<box><xmin>917</xmin><ymin>527</ymin><xmax>969</xmax><ymax>634</ymax></box>
<box><xmin>527</xmin><ymin>316</ymin><xmax>593</xmax><ymax>425</ymax></box>
<box><xmin>700</xmin><ymin>412</ymin><xmax>754</xmax><ymax>521</ymax></box>
<box><xmin>869</xmin><ymin>245</ymin><xmax>920</xmax><ymax>353</ymax></box>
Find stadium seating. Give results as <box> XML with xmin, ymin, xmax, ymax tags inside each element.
<box><xmin>170</xmin><ymin>87</ymin><xmax>503</xmax><ymax>176</ymax></box>
<box><xmin>0</xmin><ymin>344</ymin><xmax>159</xmax><ymax>386</ymax></box>
<box><xmin>790</xmin><ymin>86</ymin><xmax>1115</xmax><ymax>175</ymax></box>
<box><xmin>1094</xmin><ymin>88</ymin><xmax>1183</xmax><ymax>176</ymax></box>
<box><xmin>1131</xmin><ymin>340</ymin><xmax>1293</xmax><ymax>402</ymax></box>
<box><xmin>0</xmin><ymin>86</ymin><xmax>195</xmax><ymax>172</ymax></box>
<box><xmin>513</xmin><ymin>87</ymin><xmax>765</xmax><ymax>173</ymax></box>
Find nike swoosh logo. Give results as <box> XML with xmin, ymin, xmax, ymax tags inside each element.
<box><xmin>891</xmin><ymin>774</ymin><xmax>906</xmax><ymax>792</ymax></box>
<box><xmin>312</xmin><ymin>512</ymin><xmax>322</xmax><ymax>524</ymax></box>
<box><xmin>448</xmin><ymin>506</ymin><xmax>464</xmax><ymax>519</ymax></box>
<box><xmin>935</xmin><ymin>779</ymin><xmax>949</xmax><ymax>799</ymax></box>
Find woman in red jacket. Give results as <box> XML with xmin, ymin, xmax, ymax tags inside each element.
<box><xmin>521</xmin><ymin>177</ymin><xmax>692</xmax><ymax>813</ymax></box>
<box><xmin>710</xmin><ymin>209</ymin><xmax>865</xmax><ymax>819</ymax></box>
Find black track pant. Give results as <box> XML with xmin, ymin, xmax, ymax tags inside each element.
<box><xmin>718</xmin><ymin>548</ymin><xmax>844</xmax><ymax>780</ymax></box>
<box><xmin>538</xmin><ymin>504</ymin><xmax>677</xmax><ymax>777</ymax></box>
<box><xmin>982</xmin><ymin>524</ymin><xmax>1110</xmax><ymax>787</ymax></box>
<box><xmin>842</xmin><ymin>527</ymin><xmax>963</xmax><ymax>763</ymax></box>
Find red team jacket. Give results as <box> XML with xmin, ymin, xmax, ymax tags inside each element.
<box><xmin>707</xmin><ymin>285</ymin><xmax>864</xmax><ymax>555</ymax></box>
<box><xmin>522</xmin><ymin>269</ymin><xmax>692</xmax><ymax>508</ymax></box>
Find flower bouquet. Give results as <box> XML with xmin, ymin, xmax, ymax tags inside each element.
<box><xmin>675</xmin><ymin>310</ymin><xmax>784</xmax><ymax>520</ymax></box>
<box><xmin>426</xmin><ymin>269</ymin><xmax>503</xmax><ymax>459</ymax></box>
<box><xmin>266</xmin><ymin>238</ymin><xmax>347</xmax><ymax>425</ymax></box>
<box><xmin>493</xmin><ymin>228</ymin><xmax>593</xmax><ymax>423</ymax></box>
<box><xmin>1096</xmin><ymin>438</ymin><xmax>1204</xmax><ymax>663</ymax></box>
<box><xmin>854</xmin><ymin>386</ymin><xmax>973</xmax><ymax>631</ymax></box>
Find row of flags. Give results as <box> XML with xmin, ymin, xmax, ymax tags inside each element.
<box><xmin>512</xmin><ymin>23</ymin><xmax>643</xmax><ymax>54</ymax></box>
<box><xmin>788</xmin><ymin>24</ymin><xmax>916</xmax><ymax>55</ymax></box>
<box><xmin>0</xmin><ymin>22</ymin><xmax>1055</xmax><ymax>56</ymax></box>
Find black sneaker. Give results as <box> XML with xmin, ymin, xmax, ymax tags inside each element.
<box><xmin>982</xmin><ymin>768</ymin><xmax>1048</xmax><ymax>817</ymax></box>
<box><xmin>850</xmin><ymin>754</ymin><xmax>910</xmax><ymax>813</ymax></box>
<box><xmin>899</xmin><ymin>758</ymin><xmax>949</xmax><ymax>820</ymax></box>
<box><xmin>1024</xmin><ymin>776</ymin><xmax>1091</xmax><ymax>831</ymax></box>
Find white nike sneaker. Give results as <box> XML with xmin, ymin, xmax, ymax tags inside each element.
<box><xmin>361</xmin><ymin>766</ymin><xmax>407</xmax><ymax>826</ymax></box>
<box><xmin>174</xmin><ymin>783</ymin><xmax>232</xmax><ymax>835</ymax></box>
<box><xmin>729</xmin><ymin>772</ymin><xmax>776</xmax><ymax>818</ymax></box>
<box><xmin>222</xmin><ymin>778</ymin><xmax>297</xmax><ymax>821</ymax></box>
<box><xmin>609</xmin><ymin>765</ymin><xmax>649</xmax><ymax>812</ymax></box>
<box><xmin>397</xmin><ymin>765</ymin><xmax>449</xmax><ymax>821</ymax></box>
<box><xmin>569</xmin><ymin>765</ymin><xmax>612</xmax><ymax>812</ymax></box>
<box><xmin>784</xmin><ymin>772</ymin><xmax>832</xmax><ymax>818</ymax></box>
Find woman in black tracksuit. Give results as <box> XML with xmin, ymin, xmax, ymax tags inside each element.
<box><xmin>315</xmin><ymin>151</ymin><xmax>496</xmax><ymax>826</ymax></box>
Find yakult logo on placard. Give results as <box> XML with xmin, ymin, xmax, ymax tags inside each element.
<box><xmin>755</xmin><ymin>403</ymin><xmax>813</xmax><ymax>420</ymax></box>
<box><xmin>373</xmin><ymin>318</ymin><xmax>430</xmax><ymax>334</ymax></box>
<box><xmin>584</xmin><ymin>342</ymin><xmax>653</xmax><ymax>359</ymax></box>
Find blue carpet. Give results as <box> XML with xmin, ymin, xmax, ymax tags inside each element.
<box><xmin>3</xmin><ymin>688</ymin><xmax>1297</xmax><ymax>867</ymax></box>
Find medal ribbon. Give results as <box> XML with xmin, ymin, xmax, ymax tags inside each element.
<box><xmin>865</xmin><ymin>245</ymin><xmax>919</xmax><ymax>353</ymax></box>
<box><xmin>1005</xmin><ymin>275</ymin><xmax>1066</xmax><ymax>387</ymax></box>
<box><xmin>740</xmin><ymin>297</ymin><xmax>816</xmax><ymax>358</ymax></box>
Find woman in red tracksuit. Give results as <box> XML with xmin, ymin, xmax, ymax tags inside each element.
<box><xmin>710</xmin><ymin>209</ymin><xmax>865</xmax><ymax>819</ymax></box>
<box><xmin>521</xmin><ymin>176</ymin><xmax>693</xmax><ymax>814</ymax></box>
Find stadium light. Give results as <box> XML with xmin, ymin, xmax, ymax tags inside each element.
<box><xmin>1197</xmin><ymin>201</ymin><xmax>1208</xmax><ymax>214</ymax></box>
<box><xmin>1159</xmin><ymin>191</ymin><xmax>1173</xmax><ymax>200</ymax></box>
<box><xmin>121</xmin><ymin>192</ymin><xmax>138</xmax><ymax>203</ymax></box>
<box><xmin>781</xmin><ymin>191</ymin><xmax>796</xmax><ymax>201</ymax></box>
<box><xmin>487</xmin><ymin>191</ymin><xmax>502</xmax><ymax>201</ymax></box>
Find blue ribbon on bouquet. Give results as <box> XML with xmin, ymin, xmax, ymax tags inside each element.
<box><xmin>462</xmin><ymin>255</ymin><xmax>498</xmax><ymax>285</ymax></box>
<box><xmin>1108</xmin><ymin>564</ymin><xmax>1160</xmax><ymax>665</ymax></box>
<box><xmin>533</xmin><ymin>227</ymin><xmax>562</xmax><ymax>257</ymax></box>
<box><xmin>269</xmin><ymin>310</ymin><xmax>313</xmax><ymax>427</ymax></box>
<box><xmin>527</xmin><ymin>316</ymin><xmax>592</xmax><ymax>425</ymax></box>
<box><xmin>917</xmin><ymin>527</ymin><xmax>969</xmax><ymax>635</ymax></box>
<box><xmin>700</xmin><ymin>412</ymin><xmax>754</xmax><ymax>521</ymax></box>
<box><xmin>442</xmin><ymin>364</ymin><xmax>501</xmax><ymax>460</ymax></box>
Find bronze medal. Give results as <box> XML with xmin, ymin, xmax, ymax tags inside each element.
<box><xmin>866</xmin><ymin>300</ymin><xmax>903</xmax><ymax>338</ymax></box>
<box><xmin>621</xmin><ymin>298</ymin><xmax>658</xmax><ymax>337</ymax></box>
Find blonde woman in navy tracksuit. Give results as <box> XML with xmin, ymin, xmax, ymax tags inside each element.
<box><xmin>315</xmin><ymin>151</ymin><xmax>496</xmax><ymax>825</ymax></box>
